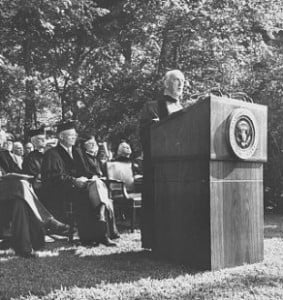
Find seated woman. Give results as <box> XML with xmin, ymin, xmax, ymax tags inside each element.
<box><xmin>80</xmin><ymin>134</ymin><xmax>104</xmax><ymax>177</ymax></box>
<box><xmin>79</xmin><ymin>133</ymin><xmax>120</xmax><ymax>245</ymax></box>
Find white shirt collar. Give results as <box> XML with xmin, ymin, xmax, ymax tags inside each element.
<box><xmin>60</xmin><ymin>143</ymin><xmax>73</xmax><ymax>158</ymax></box>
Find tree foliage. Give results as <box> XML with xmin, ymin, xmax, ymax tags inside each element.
<box><xmin>1</xmin><ymin>0</ymin><xmax>283</xmax><ymax>209</ymax></box>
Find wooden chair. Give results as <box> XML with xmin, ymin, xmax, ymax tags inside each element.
<box><xmin>64</xmin><ymin>200</ymin><xmax>76</xmax><ymax>243</ymax></box>
<box><xmin>105</xmin><ymin>161</ymin><xmax>142</xmax><ymax>232</ymax></box>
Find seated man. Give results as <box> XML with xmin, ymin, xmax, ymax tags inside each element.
<box><xmin>12</xmin><ymin>141</ymin><xmax>24</xmax><ymax>169</ymax></box>
<box><xmin>0</xmin><ymin>132</ymin><xmax>69</xmax><ymax>258</ymax></box>
<box><xmin>23</xmin><ymin>126</ymin><xmax>46</xmax><ymax>191</ymax></box>
<box><xmin>115</xmin><ymin>141</ymin><xmax>132</xmax><ymax>162</ymax></box>
<box><xmin>41</xmin><ymin>121</ymin><xmax>119</xmax><ymax>247</ymax></box>
<box><xmin>114</xmin><ymin>141</ymin><xmax>142</xmax><ymax>179</ymax></box>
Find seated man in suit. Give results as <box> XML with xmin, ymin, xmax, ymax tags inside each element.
<box><xmin>12</xmin><ymin>141</ymin><xmax>24</xmax><ymax>169</ymax></box>
<box><xmin>41</xmin><ymin>121</ymin><xmax>119</xmax><ymax>247</ymax></box>
<box><xmin>139</xmin><ymin>69</ymin><xmax>185</xmax><ymax>249</ymax></box>
<box><xmin>0</xmin><ymin>131</ymin><xmax>69</xmax><ymax>258</ymax></box>
<box><xmin>114</xmin><ymin>142</ymin><xmax>142</xmax><ymax>174</ymax></box>
<box><xmin>115</xmin><ymin>141</ymin><xmax>132</xmax><ymax>162</ymax></box>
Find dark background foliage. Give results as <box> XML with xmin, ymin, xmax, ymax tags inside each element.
<box><xmin>1</xmin><ymin>0</ymin><xmax>283</xmax><ymax>210</ymax></box>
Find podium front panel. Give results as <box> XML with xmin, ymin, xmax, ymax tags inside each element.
<box><xmin>210</xmin><ymin>161</ymin><xmax>264</xmax><ymax>270</ymax></box>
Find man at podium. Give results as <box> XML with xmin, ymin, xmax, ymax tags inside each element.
<box><xmin>139</xmin><ymin>69</ymin><xmax>185</xmax><ymax>249</ymax></box>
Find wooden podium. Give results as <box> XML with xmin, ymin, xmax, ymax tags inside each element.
<box><xmin>150</xmin><ymin>95</ymin><xmax>267</xmax><ymax>270</ymax></box>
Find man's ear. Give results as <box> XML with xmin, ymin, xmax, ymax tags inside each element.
<box><xmin>58</xmin><ymin>132</ymin><xmax>63</xmax><ymax>140</ymax></box>
<box><xmin>163</xmin><ymin>77</ymin><xmax>169</xmax><ymax>89</ymax></box>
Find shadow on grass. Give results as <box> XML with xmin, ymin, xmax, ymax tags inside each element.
<box><xmin>2</xmin><ymin>246</ymin><xmax>283</xmax><ymax>300</ymax></box>
<box><xmin>0</xmin><ymin>234</ymin><xmax>195</xmax><ymax>299</ymax></box>
<box><xmin>1</xmin><ymin>214</ymin><xmax>283</xmax><ymax>299</ymax></box>
<box><xmin>264</xmin><ymin>213</ymin><xmax>283</xmax><ymax>239</ymax></box>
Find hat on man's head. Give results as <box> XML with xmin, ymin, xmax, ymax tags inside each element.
<box><xmin>57</xmin><ymin>120</ymin><xmax>76</xmax><ymax>133</ymax></box>
<box><xmin>29</xmin><ymin>126</ymin><xmax>45</xmax><ymax>138</ymax></box>
<box><xmin>6</xmin><ymin>133</ymin><xmax>15</xmax><ymax>142</ymax></box>
<box><xmin>79</xmin><ymin>132</ymin><xmax>95</xmax><ymax>143</ymax></box>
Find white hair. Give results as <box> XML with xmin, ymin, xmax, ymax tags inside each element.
<box><xmin>13</xmin><ymin>141</ymin><xmax>23</xmax><ymax>149</ymax></box>
<box><xmin>117</xmin><ymin>142</ymin><xmax>132</xmax><ymax>157</ymax></box>
<box><xmin>31</xmin><ymin>136</ymin><xmax>37</xmax><ymax>145</ymax></box>
<box><xmin>163</xmin><ymin>69</ymin><xmax>184</xmax><ymax>87</ymax></box>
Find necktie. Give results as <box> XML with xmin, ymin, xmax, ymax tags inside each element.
<box><xmin>68</xmin><ymin>148</ymin><xmax>73</xmax><ymax>159</ymax></box>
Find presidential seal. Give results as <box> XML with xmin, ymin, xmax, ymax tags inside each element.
<box><xmin>226</xmin><ymin>108</ymin><xmax>258</xmax><ymax>160</ymax></box>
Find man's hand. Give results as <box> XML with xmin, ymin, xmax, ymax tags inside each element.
<box><xmin>152</xmin><ymin>118</ymin><xmax>159</xmax><ymax>123</ymax></box>
<box><xmin>91</xmin><ymin>175</ymin><xmax>98</xmax><ymax>181</ymax></box>
<box><xmin>74</xmin><ymin>176</ymin><xmax>88</xmax><ymax>188</ymax></box>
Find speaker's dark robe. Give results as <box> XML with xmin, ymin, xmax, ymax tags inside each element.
<box><xmin>41</xmin><ymin>144</ymin><xmax>109</xmax><ymax>242</ymax></box>
<box><xmin>139</xmin><ymin>95</ymin><xmax>183</xmax><ymax>249</ymax></box>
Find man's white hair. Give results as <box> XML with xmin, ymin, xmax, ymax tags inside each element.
<box><xmin>163</xmin><ymin>69</ymin><xmax>184</xmax><ymax>86</ymax></box>
<box><xmin>13</xmin><ymin>141</ymin><xmax>23</xmax><ymax>148</ymax></box>
<box><xmin>58</xmin><ymin>130</ymin><xmax>70</xmax><ymax>140</ymax></box>
<box><xmin>31</xmin><ymin>135</ymin><xmax>43</xmax><ymax>146</ymax></box>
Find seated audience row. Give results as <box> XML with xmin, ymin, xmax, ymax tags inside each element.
<box><xmin>0</xmin><ymin>122</ymin><xmax>142</xmax><ymax>257</ymax></box>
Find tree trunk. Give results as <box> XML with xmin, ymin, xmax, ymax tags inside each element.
<box><xmin>23</xmin><ymin>38</ymin><xmax>36</xmax><ymax>142</ymax></box>
<box><xmin>157</xmin><ymin>28</ymin><xmax>180</xmax><ymax>77</ymax></box>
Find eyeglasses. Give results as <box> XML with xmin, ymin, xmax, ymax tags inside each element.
<box><xmin>65</xmin><ymin>133</ymin><xmax>78</xmax><ymax>138</ymax></box>
<box><xmin>85</xmin><ymin>141</ymin><xmax>97</xmax><ymax>146</ymax></box>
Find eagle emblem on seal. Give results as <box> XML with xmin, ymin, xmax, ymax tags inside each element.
<box><xmin>227</xmin><ymin>108</ymin><xmax>258</xmax><ymax>160</ymax></box>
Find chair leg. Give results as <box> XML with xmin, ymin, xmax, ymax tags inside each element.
<box><xmin>68</xmin><ymin>218</ymin><xmax>74</xmax><ymax>243</ymax></box>
<box><xmin>66</xmin><ymin>202</ymin><xmax>75</xmax><ymax>243</ymax></box>
<box><xmin>131</xmin><ymin>207</ymin><xmax>136</xmax><ymax>233</ymax></box>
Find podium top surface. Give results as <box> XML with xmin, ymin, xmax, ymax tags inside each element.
<box><xmin>150</xmin><ymin>95</ymin><xmax>267</xmax><ymax>162</ymax></box>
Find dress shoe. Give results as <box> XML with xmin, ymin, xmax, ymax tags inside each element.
<box><xmin>16</xmin><ymin>250</ymin><xmax>38</xmax><ymax>259</ymax></box>
<box><xmin>110</xmin><ymin>233</ymin><xmax>120</xmax><ymax>240</ymax></box>
<box><xmin>0</xmin><ymin>239</ymin><xmax>11</xmax><ymax>250</ymax></box>
<box><xmin>99</xmin><ymin>237</ymin><xmax>117</xmax><ymax>247</ymax></box>
<box><xmin>45</xmin><ymin>218</ymin><xmax>70</xmax><ymax>236</ymax></box>
<box><xmin>80</xmin><ymin>240</ymin><xmax>99</xmax><ymax>247</ymax></box>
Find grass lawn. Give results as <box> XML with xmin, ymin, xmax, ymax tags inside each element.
<box><xmin>1</xmin><ymin>214</ymin><xmax>283</xmax><ymax>300</ymax></box>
